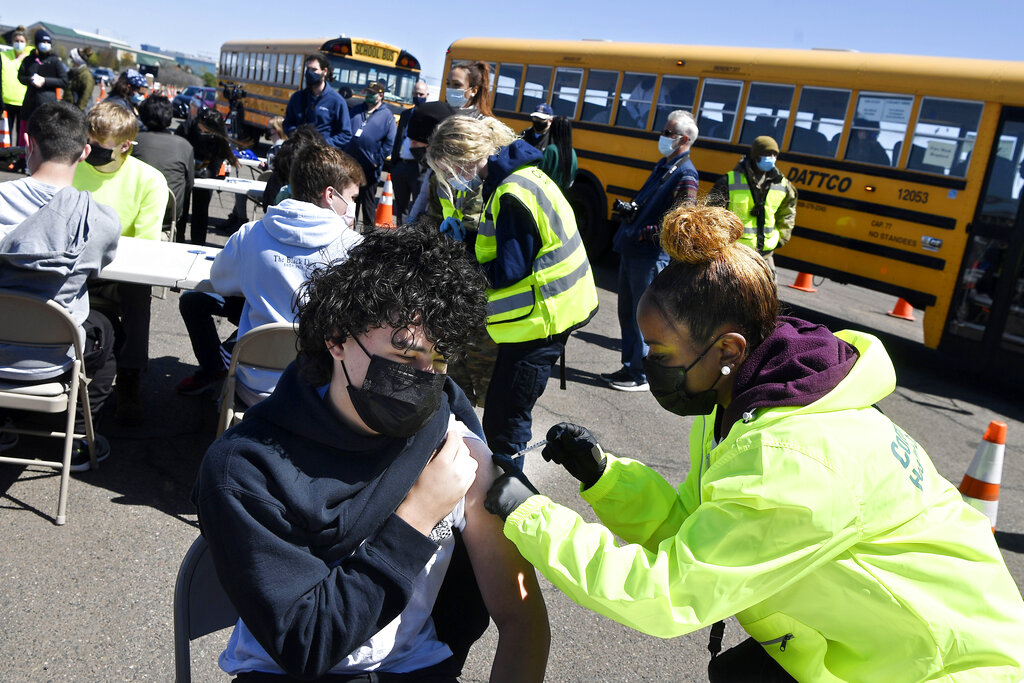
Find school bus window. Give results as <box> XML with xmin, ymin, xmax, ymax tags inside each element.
<box><xmin>845</xmin><ymin>91</ymin><xmax>913</xmax><ymax>167</ymax></box>
<box><xmin>789</xmin><ymin>87</ymin><xmax>850</xmax><ymax>158</ymax></box>
<box><xmin>248</xmin><ymin>53</ymin><xmax>258</xmax><ymax>81</ymax></box>
<box><xmin>579</xmin><ymin>69</ymin><xmax>618</xmax><ymax>125</ymax></box>
<box><xmin>615</xmin><ymin>72</ymin><xmax>656</xmax><ymax>130</ymax></box>
<box><xmin>907</xmin><ymin>97</ymin><xmax>983</xmax><ymax>177</ymax></box>
<box><xmin>277</xmin><ymin>54</ymin><xmax>286</xmax><ymax>85</ymax></box>
<box><xmin>653</xmin><ymin>76</ymin><xmax>698</xmax><ymax>133</ymax></box>
<box><xmin>494</xmin><ymin>63</ymin><xmax>524</xmax><ymax>112</ymax></box>
<box><xmin>520</xmin><ymin>65</ymin><xmax>553</xmax><ymax>114</ymax></box>
<box><xmin>740</xmin><ymin>82</ymin><xmax>795</xmax><ymax>145</ymax></box>
<box><xmin>267</xmin><ymin>54</ymin><xmax>278</xmax><ymax>84</ymax></box>
<box><xmin>552</xmin><ymin>67</ymin><xmax>583</xmax><ymax>119</ymax></box>
<box><xmin>254</xmin><ymin>54</ymin><xmax>264</xmax><ymax>82</ymax></box>
<box><xmin>697</xmin><ymin>79</ymin><xmax>743</xmax><ymax>141</ymax></box>
<box><xmin>982</xmin><ymin>127</ymin><xmax>1024</xmax><ymax>219</ymax></box>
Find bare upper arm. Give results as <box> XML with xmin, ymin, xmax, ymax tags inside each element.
<box><xmin>461</xmin><ymin>438</ymin><xmax>547</xmax><ymax>629</ymax></box>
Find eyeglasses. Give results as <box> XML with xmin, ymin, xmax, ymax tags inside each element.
<box><xmin>661</xmin><ymin>129</ymin><xmax>683</xmax><ymax>138</ymax></box>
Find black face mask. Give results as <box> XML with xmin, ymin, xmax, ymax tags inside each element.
<box><xmin>642</xmin><ymin>335</ymin><xmax>725</xmax><ymax>417</ymax></box>
<box><xmin>410</xmin><ymin>147</ymin><xmax>428</xmax><ymax>164</ymax></box>
<box><xmin>341</xmin><ymin>336</ymin><xmax>446</xmax><ymax>438</ymax></box>
<box><xmin>533</xmin><ymin>122</ymin><xmax>548</xmax><ymax>133</ymax></box>
<box><xmin>85</xmin><ymin>143</ymin><xmax>115</xmax><ymax>167</ymax></box>
<box><xmin>305</xmin><ymin>68</ymin><xmax>324</xmax><ymax>89</ymax></box>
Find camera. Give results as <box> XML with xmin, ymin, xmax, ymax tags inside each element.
<box><xmin>613</xmin><ymin>199</ymin><xmax>640</xmax><ymax>222</ymax></box>
<box><xmin>220</xmin><ymin>82</ymin><xmax>247</xmax><ymax>103</ymax></box>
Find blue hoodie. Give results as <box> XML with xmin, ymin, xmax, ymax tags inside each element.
<box><xmin>210</xmin><ymin>198</ymin><xmax>362</xmax><ymax>392</ymax></box>
<box><xmin>479</xmin><ymin>140</ymin><xmax>545</xmax><ymax>289</ymax></box>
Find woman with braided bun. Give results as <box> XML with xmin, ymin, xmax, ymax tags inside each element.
<box><xmin>484</xmin><ymin>204</ymin><xmax>1024</xmax><ymax>682</ymax></box>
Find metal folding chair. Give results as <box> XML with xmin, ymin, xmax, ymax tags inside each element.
<box><xmin>0</xmin><ymin>293</ymin><xmax>98</xmax><ymax>525</ymax></box>
<box><xmin>173</xmin><ymin>535</ymin><xmax>238</xmax><ymax>683</ymax></box>
<box><xmin>216</xmin><ymin>323</ymin><xmax>297</xmax><ymax>436</ymax></box>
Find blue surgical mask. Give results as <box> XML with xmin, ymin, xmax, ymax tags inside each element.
<box><xmin>445</xmin><ymin>88</ymin><xmax>467</xmax><ymax>108</ymax></box>
<box><xmin>130</xmin><ymin>93</ymin><xmax>145</xmax><ymax>106</ymax></box>
<box><xmin>756</xmin><ymin>156</ymin><xmax>776</xmax><ymax>172</ymax></box>
<box><xmin>37</xmin><ymin>42</ymin><xmax>52</xmax><ymax>54</ymax></box>
<box><xmin>447</xmin><ymin>172</ymin><xmax>482</xmax><ymax>192</ymax></box>
<box><xmin>413</xmin><ymin>95</ymin><xmax>427</xmax><ymax>106</ymax></box>
<box><xmin>12</xmin><ymin>41</ymin><xmax>26</xmax><ymax>53</ymax></box>
<box><xmin>657</xmin><ymin>135</ymin><xmax>678</xmax><ymax>157</ymax></box>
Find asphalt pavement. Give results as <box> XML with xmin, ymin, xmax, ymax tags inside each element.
<box><xmin>0</xmin><ymin>165</ymin><xmax>1021</xmax><ymax>682</ymax></box>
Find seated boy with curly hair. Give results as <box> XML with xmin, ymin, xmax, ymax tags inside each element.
<box><xmin>192</xmin><ymin>222</ymin><xmax>550</xmax><ymax>682</ymax></box>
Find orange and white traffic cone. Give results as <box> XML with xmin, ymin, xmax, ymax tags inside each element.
<box><xmin>0</xmin><ymin>111</ymin><xmax>10</xmax><ymax>148</ymax></box>
<box><xmin>786</xmin><ymin>272</ymin><xmax>817</xmax><ymax>293</ymax></box>
<box><xmin>959</xmin><ymin>421</ymin><xmax>1006</xmax><ymax>531</ymax></box>
<box><xmin>887</xmin><ymin>298</ymin><xmax>916</xmax><ymax>321</ymax></box>
<box><xmin>375</xmin><ymin>173</ymin><xmax>395</xmax><ymax>228</ymax></box>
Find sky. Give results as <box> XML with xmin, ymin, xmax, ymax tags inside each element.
<box><xmin>3</xmin><ymin>0</ymin><xmax>1021</xmax><ymax>86</ymax></box>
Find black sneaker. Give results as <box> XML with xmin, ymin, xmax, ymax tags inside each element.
<box><xmin>607</xmin><ymin>376</ymin><xmax>650</xmax><ymax>392</ymax></box>
<box><xmin>600</xmin><ymin>368</ymin><xmax>633</xmax><ymax>383</ymax></box>
<box><xmin>69</xmin><ymin>434</ymin><xmax>110</xmax><ymax>472</ymax></box>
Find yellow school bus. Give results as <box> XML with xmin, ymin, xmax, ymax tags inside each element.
<box><xmin>444</xmin><ymin>37</ymin><xmax>1024</xmax><ymax>380</ymax></box>
<box><xmin>217</xmin><ymin>36</ymin><xmax>421</xmax><ymax>136</ymax></box>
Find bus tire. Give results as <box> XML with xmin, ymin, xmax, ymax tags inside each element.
<box><xmin>566</xmin><ymin>175</ymin><xmax>611</xmax><ymax>262</ymax></box>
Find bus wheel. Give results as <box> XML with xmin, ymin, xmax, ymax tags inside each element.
<box><xmin>567</xmin><ymin>179</ymin><xmax>611</xmax><ymax>262</ymax></box>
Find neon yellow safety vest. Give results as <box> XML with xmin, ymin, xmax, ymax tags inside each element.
<box><xmin>1</xmin><ymin>49</ymin><xmax>29</xmax><ymax>107</ymax></box>
<box><xmin>475</xmin><ymin>166</ymin><xmax>598</xmax><ymax>343</ymax></box>
<box><xmin>727</xmin><ymin>170</ymin><xmax>789</xmax><ymax>252</ymax></box>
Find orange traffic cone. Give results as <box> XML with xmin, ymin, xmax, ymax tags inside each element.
<box><xmin>787</xmin><ymin>272</ymin><xmax>817</xmax><ymax>293</ymax></box>
<box><xmin>959</xmin><ymin>421</ymin><xmax>1006</xmax><ymax>531</ymax></box>
<box><xmin>887</xmin><ymin>298</ymin><xmax>916</xmax><ymax>321</ymax></box>
<box><xmin>0</xmin><ymin>111</ymin><xmax>10</xmax><ymax>148</ymax></box>
<box><xmin>375</xmin><ymin>173</ymin><xmax>395</xmax><ymax>228</ymax></box>
<box><xmin>99</xmin><ymin>80</ymin><xmax>106</xmax><ymax>99</ymax></box>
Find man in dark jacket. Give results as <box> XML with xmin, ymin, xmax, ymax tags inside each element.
<box><xmin>601</xmin><ymin>110</ymin><xmax>700</xmax><ymax>392</ymax></box>
<box><xmin>192</xmin><ymin>224</ymin><xmax>549</xmax><ymax>681</ymax></box>
<box><xmin>388</xmin><ymin>79</ymin><xmax>432</xmax><ymax>222</ymax></box>
<box><xmin>344</xmin><ymin>81</ymin><xmax>397</xmax><ymax>225</ymax></box>
<box><xmin>134</xmin><ymin>95</ymin><xmax>194</xmax><ymax>239</ymax></box>
<box><xmin>17</xmin><ymin>30</ymin><xmax>67</xmax><ymax>123</ymax></box>
<box><xmin>282</xmin><ymin>54</ymin><xmax>351</xmax><ymax>150</ymax></box>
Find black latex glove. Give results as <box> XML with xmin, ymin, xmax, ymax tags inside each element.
<box><xmin>484</xmin><ymin>454</ymin><xmax>540</xmax><ymax>520</ymax></box>
<box><xmin>542</xmin><ymin>422</ymin><xmax>607</xmax><ymax>489</ymax></box>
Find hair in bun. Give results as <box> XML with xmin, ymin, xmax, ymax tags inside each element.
<box><xmin>660</xmin><ymin>204</ymin><xmax>745</xmax><ymax>265</ymax></box>
<box><xmin>647</xmin><ymin>203</ymin><xmax>779</xmax><ymax>349</ymax></box>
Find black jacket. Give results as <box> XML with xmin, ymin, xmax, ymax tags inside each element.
<box><xmin>192</xmin><ymin>361</ymin><xmax>486</xmax><ymax>678</ymax></box>
<box><xmin>17</xmin><ymin>49</ymin><xmax>67</xmax><ymax>119</ymax></box>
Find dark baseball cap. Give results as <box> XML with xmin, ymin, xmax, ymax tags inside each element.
<box><xmin>407</xmin><ymin>101</ymin><xmax>455</xmax><ymax>143</ymax></box>
<box><xmin>531</xmin><ymin>103</ymin><xmax>554</xmax><ymax>120</ymax></box>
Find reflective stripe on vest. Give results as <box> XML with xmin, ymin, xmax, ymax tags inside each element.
<box><xmin>727</xmin><ymin>170</ymin><xmax>787</xmax><ymax>252</ymax></box>
<box><xmin>475</xmin><ymin>167</ymin><xmax>598</xmax><ymax>342</ymax></box>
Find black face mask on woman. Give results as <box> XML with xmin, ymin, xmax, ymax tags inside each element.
<box><xmin>85</xmin><ymin>143</ymin><xmax>115</xmax><ymax>167</ymax></box>
<box><xmin>341</xmin><ymin>335</ymin><xmax>447</xmax><ymax>438</ymax></box>
<box><xmin>641</xmin><ymin>335</ymin><xmax>726</xmax><ymax>417</ymax></box>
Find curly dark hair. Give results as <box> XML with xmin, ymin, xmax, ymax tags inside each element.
<box><xmin>296</xmin><ymin>220</ymin><xmax>489</xmax><ymax>385</ymax></box>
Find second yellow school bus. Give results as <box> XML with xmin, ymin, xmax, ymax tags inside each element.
<box><xmin>217</xmin><ymin>36</ymin><xmax>421</xmax><ymax>136</ymax></box>
<box><xmin>444</xmin><ymin>37</ymin><xmax>1024</xmax><ymax>381</ymax></box>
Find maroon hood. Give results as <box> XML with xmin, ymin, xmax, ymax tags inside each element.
<box><xmin>722</xmin><ymin>316</ymin><xmax>859</xmax><ymax>435</ymax></box>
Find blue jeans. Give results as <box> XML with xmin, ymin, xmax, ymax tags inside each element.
<box><xmin>616</xmin><ymin>250</ymin><xmax>669</xmax><ymax>381</ymax></box>
<box><xmin>483</xmin><ymin>331</ymin><xmax>570</xmax><ymax>462</ymax></box>
<box><xmin>178</xmin><ymin>292</ymin><xmax>245</xmax><ymax>374</ymax></box>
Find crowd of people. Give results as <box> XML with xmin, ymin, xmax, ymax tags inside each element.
<box><xmin>1</xmin><ymin>36</ymin><xmax>1023</xmax><ymax>683</ymax></box>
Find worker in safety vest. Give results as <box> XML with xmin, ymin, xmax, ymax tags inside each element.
<box><xmin>710</xmin><ymin>135</ymin><xmax>797</xmax><ymax>276</ymax></box>
<box><xmin>427</xmin><ymin>115</ymin><xmax>598</xmax><ymax>464</ymax></box>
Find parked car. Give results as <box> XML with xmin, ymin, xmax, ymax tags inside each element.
<box><xmin>91</xmin><ymin>67</ymin><xmax>116</xmax><ymax>84</ymax></box>
<box><xmin>172</xmin><ymin>86</ymin><xmax>217</xmax><ymax>118</ymax></box>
